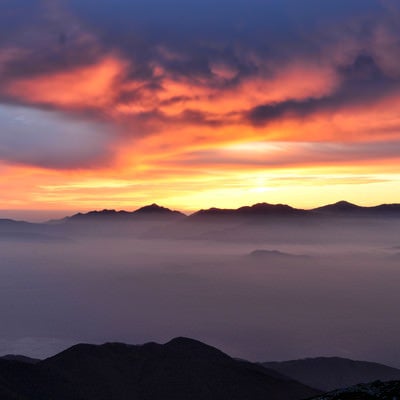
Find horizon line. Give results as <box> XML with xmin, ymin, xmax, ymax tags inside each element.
<box><xmin>1</xmin><ymin>199</ymin><xmax>400</xmax><ymax>223</ymax></box>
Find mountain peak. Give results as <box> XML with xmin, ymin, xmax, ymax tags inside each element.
<box><xmin>0</xmin><ymin>338</ymin><xmax>320</xmax><ymax>400</ymax></box>
<box><xmin>63</xmin><ymin>204</ymin><xmax>185</xmax><ymax>223</ymax></box>
<box><xmin>68</xmin><ymin>209</ymin><xmax>125</xmax><ymax>220</ymax></box>
<box><xmin>332</xmin><ymin>200</ymin><xmax>359</xmax><ymax>208</ymax></box>
<box><xmin>133</xmin><ymin>204</ymin><xmax>186</xmax><ymax>218</ymax></box>
<box><xmin>135</xmin><ymin>204</ymin><xmax>176</xmax><ymax>213</ymax></box>
<box><xmin>165</xmin><ymin>337</ymin><xmax>228</xmax><ymax>358</ymax></box>
<box><xmin>313</xmin><ymin>200</ymin><xmax>361</xmax><ymax>213</ymax></box>
<box><xmin>166</xmin><ymin>336</ymin><xmax>204</xmax><ymax>346</ymax></box>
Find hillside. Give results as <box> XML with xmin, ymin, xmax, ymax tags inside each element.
<box><xmin>0</xmin><ymin>338</ymin><xmax>320</xmax><ymax>400</ymax></box>
<box><xmin>263</xmin><ymin>357</ymin><xmax>400</xmax><ymax>391</ymax></box>
<box><xmin>310</xmin><ymin>380</ymin><xmax>400</xmax><ymax>400</ymax></box>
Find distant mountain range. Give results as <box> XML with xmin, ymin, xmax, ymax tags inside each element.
<box><xmin>1</xmin><ymin>200</ymin><xmax>400</xmax><ymax>242</ymax></box>
<box><xmin>191</xmin><ymin>200</ymin><xmax>400</xmax><ymax>219</ymax></box>
<box><xmin>2</xmin><ymin>201</ymin><xmax>400</xmax><ymax>226</ymax></box>
<box><xmin>61</xmin><ymin>203</ymin><xmax>185</xmax><ymax>222</ymax></box>
<box><xmin>263</xmin><ymin>357</ymin><xmax>400</xmax><ymax>392</ymax></box>
<box><xmin>0</xmin><ymin>338</ymin><xmax>320</xmax><ymax>400</ymax></box>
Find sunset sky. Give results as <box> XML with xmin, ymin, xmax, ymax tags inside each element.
<box><xmin>1</xmin><ymin>0</ymin><xmax>400</xmax><ymax>218</ymax></box>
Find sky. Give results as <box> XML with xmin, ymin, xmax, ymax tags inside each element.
<box><xmin>1</xmin><ymin>0</ymin><xmax>400</xmax><ymax>217</ymax></box>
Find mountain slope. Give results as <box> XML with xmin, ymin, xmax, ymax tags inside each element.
<box><xmin>263</xmin><ymin>357</ymin><xmax>400</xmax><ymax>391</ymax></box>
<box><xmin>309</xmin><ymin>380</ymin><xmax>400</xmax><ymax>400</ymax></box>
<box><xmin>0</xmin><ymin>219</ymin><xmax>43</xmax><ymax>233</ymax></box>
<box><xmin>0</xmin><ymin>355</ymin><xmax>40</xmax><ymax>364</ymax></box>
<box><xmin>0</xmin><ymin>338</ymin><xmax>321</xmax><ymax>400</ymax></box>
<box><xmin>0</xmin><ymin>359</ymin><xmax>80</xmax><ymax>400</ymax></box>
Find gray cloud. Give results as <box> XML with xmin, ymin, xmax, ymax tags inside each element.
<box><xmin>0</xmin><ymin>105</ymin><xmax>114</xmax><ymax>169</ymax></box>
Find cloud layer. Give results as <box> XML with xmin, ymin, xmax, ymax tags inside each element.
<box><xmin>1</xmin><ymin>0</ymin><xmax>400</xmax><ymax>209</ymax></box>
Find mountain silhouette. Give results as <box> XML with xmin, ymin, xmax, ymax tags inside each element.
<box><xmin>65</xmin><ymin>204</ymin><xmax>185</xmax><ymax>222</ymax></box>
<box><xmin>0</xmin><ymin>338</ymin><xmax>320</xmax><ymax>400</ymax></box>
<box><xmin>191</xmin><ymin>203</ymin><xmax>308</xmax><ymax>220</ymax></box>
<box><xmin>310</xmin><ymin>379</ymin><xmax>400</xmax><ymax>399</ymax></box>
<box><xmin>0</xmin><ymin>219</ymin><xmax>64</xmax><ymax>242</ymax></box>
<box><xmin>248</xmin><ymin>249</ymin><xmax>310</xmax><ymax>261</ymax></box>
<box><xmin>134</xmin><ymin>204</ymin><xmax>184</xmax><ymax>216</ymax></box>
<box><xmin>0</xmin><ymin>219</ymin><xmax>41</xmax><ymax>232</ymax></box>
<box><xmin>263</xmin><ymin>357</ymin><xmax>400</xmax><ymax>391</ymax></box>
<box><xmin>2</xmin><ymin>201</ymin><xmax>400</xmax><ymax>229</ymax></box>
<box><xmin>0</xmin><ymin>355</ymin><xmax>40</xmax><ymax>364</ymax></box>
<box><xmin>313</xmin><ymin>201</ymin><xmax>400</xmax><ymax>217</ymax></box>
<box><xmin>313</xmin><ymin>201</ymin><xmax>360</xmax><ymax>213</ymax></box>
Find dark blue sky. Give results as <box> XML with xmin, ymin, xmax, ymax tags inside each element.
<box><xmin>65</xmin><ymin>0</ymin><xmax>385</xmax><ymax>58</ymax></box>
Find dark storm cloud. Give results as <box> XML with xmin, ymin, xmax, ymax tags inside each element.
<box><xmin>64</xmin><ymin>0</ymin><xmax>384</xmax><ymax>79</ymax></box>
<box><xmin>0</xmin><ymin>0</ymin><xmax>387</xmax><ymax>86</ymax></box>
<box><xmin>67</xmin><ymin>0</ymin><xmax>382</xmax><ymax>47</ymax></box>
<box><xmin>0</xmin><ymin>0</ymin><xmax>106</xmax><ymax>85</ymax></box>
<box><xmin>1</xmin><ymin>0</ymin><xmax>400</xmax><ymax>169</ymax></box>
<box><xmin>0</xmin><ymin>0</ymin><xmax>42</xmax><ymax>40</ymax></box>
<box><xmin>0</xmin><ymin>0</ymin><xmax>395</xmax><ymax>107</ymax></box>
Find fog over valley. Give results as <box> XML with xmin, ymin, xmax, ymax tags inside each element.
<box><xmin>1</xmin><ymin>202</ymin><xmax>400</xmax><ymax>368</ymax></box>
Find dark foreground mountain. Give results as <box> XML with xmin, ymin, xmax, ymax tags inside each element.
<box><xmin>310</xmin><ymin>380</ymin><xmax>400</xmax><ymax>399</ymax></box>
<box><xmin>0</xmin><ymin>355</ymin><xmax>40</xmax><ymax>364</ymax></box>
<box><xmin>263</xmin><ymin>357</ymin><xmax>400</xmax><ymax>391</ymax></box>
<box><xmin>0</xmin><ymin>337</ymin><xmax>320</xmax><ymax>400</ymax></box>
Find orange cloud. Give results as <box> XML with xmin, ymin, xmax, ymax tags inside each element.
<box><xmin>3</xmin><ymin>10</ymin><xmax>400</xmax><ymax>213</ymax></box>
<box><xmin>6</xmin><ymin>55</ymin><xmax>127</xmax><ymax>110</ymax></box>
<box><xmin>114</xmin><ymin>60</ymin><xmax>340</xmax><ymax>118</ymax></box>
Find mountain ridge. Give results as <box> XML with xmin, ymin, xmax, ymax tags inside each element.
<box><xmin>1</xmin><ymin>200</ymin><xmax>400</xmax><ymax>225</ymax></box>
<box><xmin>0</xmin><ymin>338</ymin><xmax>321</xmax><ymax>400</ymax></box>
<box><xmin>63</xmin><ymin>203</ymin><xmax>186</xmax><ymax>222</ymax></box>
<box><xmin>263</xmin><ymin>356</ymin><xmax>400</xmax><ymax>392</ymax></box>
<box><xmin>0</xmin><ymin>355</ymin><xmax>40</xmax><ymax>364</ymax></box>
